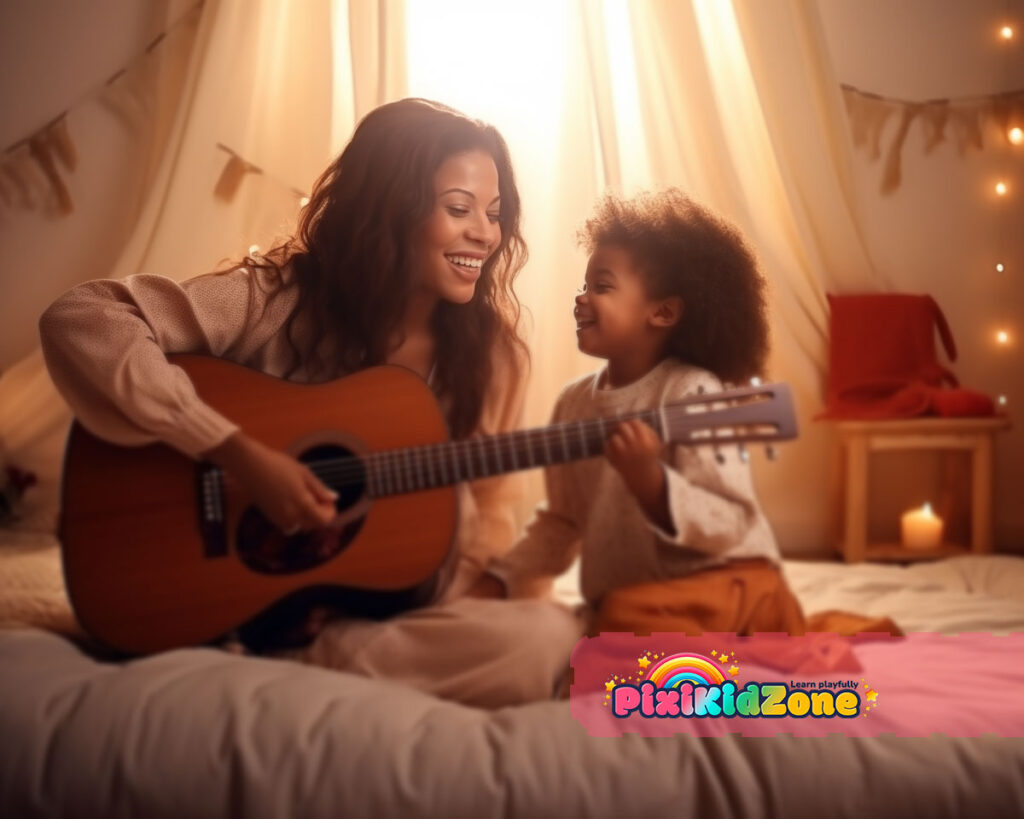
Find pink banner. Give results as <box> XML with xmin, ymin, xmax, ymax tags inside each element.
<box><xmin>569</xmin><ymin>632</ymin><xmax>1024</xmax><ymax>738</ymax></box>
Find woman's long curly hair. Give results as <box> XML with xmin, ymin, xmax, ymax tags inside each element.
<box><xmin>579</xmin><ymin>189</ymin><xmax>769</xmax><ymax>384</ymax></box>
<box><xmin>245</xmin><ymin>98</ymin><xmax>529</xmax><ymax>438</ymax></box>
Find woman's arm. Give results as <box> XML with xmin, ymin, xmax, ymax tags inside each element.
<box><xmin>38</xmin><ymin>268</ymin><xmax>293</xmax><ymax>457</ymax></box>
<box><xmin>39</xmin><ymin>268</ymin><xmax>335</xmax><ymax>534</ymax></box>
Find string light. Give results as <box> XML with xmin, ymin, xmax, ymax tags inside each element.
<box><xmin>299</xmin><ymin>196</ymin><xmax>310</xmax><ymax>207</ymax></box>
<box><xmin>248</xmin><ymin>244</ymin><xmax>260</xmax><ymax>255</ymax></box>
<box><xmin>993</xmin><ymin>20</ymin><xmax>1014</xmax><ymax>420</ymax></box>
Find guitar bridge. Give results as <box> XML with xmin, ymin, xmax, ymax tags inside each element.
<box><xmin>196</xmin><ymin>462</ymin><xmax>228</xmax><ymax>557</ymax></box>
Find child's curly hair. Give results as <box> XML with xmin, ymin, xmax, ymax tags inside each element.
<box><xmin>579</xmin><ymin>189</ymin><xmax>769</xmax><ymax>384</ymax></box>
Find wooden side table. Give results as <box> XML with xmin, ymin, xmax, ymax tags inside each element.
<box><xmin>833</xmin><ymin>416</ymin><xmax>1011</xmax><ymax>563</ymax></box>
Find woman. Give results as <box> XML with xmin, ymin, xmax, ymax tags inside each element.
<box><xmin>40</xmin><ymin>98</ymin><xmax>583</xmax><ymax>707</ymax></box>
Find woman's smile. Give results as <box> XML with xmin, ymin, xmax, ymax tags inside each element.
<box><xmin>445</xmin><ymin>253</ymin><xmax>485</xmax><ymax>282</ymax></box>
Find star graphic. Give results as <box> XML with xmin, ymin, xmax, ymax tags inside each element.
<box><xmin>866</xmin><ymin>689</ymin><xmax>878</xmax><ymax>702</ymax></box>
<box><xmin>638</xmin><ymin>656</ymin><xmax>651</xmax><ymax>670</ymax></box>
<box><xmin>711</xmin><ymin>650</ymin><xmax>718</xmax><ymax>657</ymax></box>
<box><xmin>729</xmin><ymin>665</ymin><xmax>739</xmax><ymax>677</ymax></box>
<box><xmin>605</xmin><ymin>680</ymin><xmax>615</xmax><ymax>692</ymax></box>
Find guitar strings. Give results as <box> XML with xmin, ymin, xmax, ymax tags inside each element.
<box><xmin>294</xmin><ymin>397</ymin><xmax>779</xmax><ymax>494</ymax></box>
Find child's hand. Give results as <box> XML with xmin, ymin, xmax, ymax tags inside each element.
<box><xmin>605</xmin><ymin>419</ymin><xmax>663</xmax><ymax>495</ymax></box>
<box><xmin>604</xmin><ymin>420</ymin><xmax>674</xmax><ymax>533</ymax></box>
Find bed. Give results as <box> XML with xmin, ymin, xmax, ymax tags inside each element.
<box><xmin>2</xmin><ymin>351</ymin><xmax>1023</xmax><ymax>818</ymax></box>
<box><xmin>2</xmin><ymin>525</ymin><xmax>1024</xmax><ymax>819</ymax></box>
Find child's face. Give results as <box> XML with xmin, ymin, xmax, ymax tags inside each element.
<box><xmin>415</xmin><ymin>149</ymin><xmax>502</xmax><ymax>305</ymax></box>
<box><xmin>574</xmin><ymin>244</ymin><xmax>664</xmax><ymax>360</ymax></box>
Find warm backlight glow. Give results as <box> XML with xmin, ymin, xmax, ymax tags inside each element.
<box><xmin>996</xmin><ymin>330</ymin><xmax>1010</xmax><ymax>345</ymax></box>
<box><xmin>995</xmin><ymin>181</ymin><xmax>1008</xmax><ymax>195</ymax></box>
<box><xmin>998</xmin><ymin>395</ymin><xmax>1008</xmax><ymax>406</ymax></box>
<box><xmin>996</xmin><ymin>262</ymin><xmax>1005</xmax><ymax>272</ymax></box>
<box><xmin>1009</xmin><ymin>127</ymin><xmax>1024</xmax><ymax>145</ymax></box>
<box><xmin>405</xmin><ymin>0</ymin><xmax>571</xmax><ymax>151</ymax></box>
<box><xmin>1001</xmin><ymin>25</ymin><xmax>1014</xmax><ymax>40</ymax></box>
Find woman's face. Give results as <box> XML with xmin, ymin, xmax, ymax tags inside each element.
<box><xmin>415</xmin><ymin>149</ymin><xmax>502</xmax><ymax>305</ymax></box>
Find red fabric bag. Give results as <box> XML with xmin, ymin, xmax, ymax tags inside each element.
<box><xmin>818</xmin><ymin>293</ymin><xmax>994</xmax><ymax>420</ymax></box>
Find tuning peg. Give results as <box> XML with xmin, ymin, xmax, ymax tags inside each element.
<box><xmin>765</xmin><ymin>445</ymin><xmax>777</xmax><ymax>461</ymax></box>
<box><xmin>738</xmin><ymin>444</ymin><xmax>749</xmax><ymax>463</ymax></box>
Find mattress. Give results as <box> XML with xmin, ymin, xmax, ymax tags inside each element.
<box><xmin>2</xmin><ymin>531</ymin><xmax>1023</xmax><ymax>819</ymax></box>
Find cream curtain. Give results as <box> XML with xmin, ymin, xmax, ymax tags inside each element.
<box><xmin>621</xmin><ymin>0</ymin><xmax>886</xmax><ymax>550</ymax></box>
<box><xmin>403</xmin><ymin>0</ymin><xmax>880</xmax><ymax>551</ymax></box>
<box><xmin>109</xmin><ymin>0</ymin><xmax>408</xmax><ymax>282</ymax></box>
<box><xmin>4</xmin><ymin>0</ymin><xmax>879</xmax><ymax>555</ymax></box>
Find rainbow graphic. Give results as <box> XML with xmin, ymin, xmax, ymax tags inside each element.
<box><xmin>645</xmin><ymin>653</ymin><xmax>727</xmax><ymax>689</ymax></box>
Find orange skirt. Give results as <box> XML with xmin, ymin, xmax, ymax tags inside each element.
<box><xmin>592</xmin><ymin>559</ymin><xmax>901</xmax><ymax>637</ymax></box>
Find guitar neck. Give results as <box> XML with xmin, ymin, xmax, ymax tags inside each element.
<box><xmin>333</xmin><ymin>382</ymin><xmax>796</xmax><ymax>499</ymax></box>
<box><xmin>359</xmin><ymin>407</ymin><xmax>658</xmax><ymax>497</ymax></box>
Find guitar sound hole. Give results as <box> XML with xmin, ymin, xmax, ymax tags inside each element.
<box><xmin>235</xmin><ymin>443</ymin><xmax>366</xmax><ymax>575</ymax></box>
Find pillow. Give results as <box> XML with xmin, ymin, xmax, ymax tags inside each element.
<box><xmin>0</xmin><ymin>349</ymin><xmax>72</xmax><ymax>534</ymax></box>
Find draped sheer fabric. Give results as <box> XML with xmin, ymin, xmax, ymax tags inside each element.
<box><xmin>4</xmin><ymin>0</ymin><xmax>880</xmax><ymax>552</ymax></box>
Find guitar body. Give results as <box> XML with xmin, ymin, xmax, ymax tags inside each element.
<box><xmin>60</xmin><ymin>356</ymin><xmax>458</xmax><ymax>655</ymax></box>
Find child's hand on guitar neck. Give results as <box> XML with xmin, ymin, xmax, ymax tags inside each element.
<box><xmin>202</xmin><ymin>432</ymin><xmax>338</xmax><ymax>535</ymax></box>
<box><xmin>604</xmin><ymin>419</ymin><xmax>676</xmax><ymax>535</ymax></box>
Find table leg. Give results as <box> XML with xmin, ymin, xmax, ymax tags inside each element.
<box><xmin>844</xmin><ymin>435</ymin><xmax>869</xmax><ymax>562</ymax></box>
<box><xmin>971</xmin><ymin>434</ymin><xmax>994</xmax><ymax>554</ymax></box>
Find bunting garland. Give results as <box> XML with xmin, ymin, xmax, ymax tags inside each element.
<box><xmin>0</xmin><ymin>1</ymin><xmax>204</xmax><ymax>217</ymax></box>
<box><xmin>213</xmin><ymin>143</ymin><xmax>309</xmax><ymax>204</ymax></box>
<box><xmin>841</xmin><ymin>84</ymin><xmax>1024</xmax><ymax>194</ymax></box>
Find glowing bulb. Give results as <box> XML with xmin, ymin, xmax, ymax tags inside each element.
<box><xmin>996</xmin><ymin>263</ymin><xmax>1005</xmax><ymax>272</ymax></box>
<box><xmin>299</xmin><ymin>196</ymin><xmax>310</xmax><ymax>207</ymax></box>
<box><xmin>750</xmin><ymin>376</ymin><xmax>762</xmax><ymax>386</ymax></box>
<box><xmin>995</xmin><ymin>181</ymin><xmax>1008</xmax><ymax>196</ymax></box>
<box><xmin>248</xmin><ymin>244</ymin><xmax>260</xmax><ymax>256</ymax></box>
<box><xmin>998</xmin><ymin>395</ymin><xmax>1008</xmax><ymax>406</ymax></box>
<box><xmin>996</xmin><ymin>330</ymin><xmax>1010</xmax><ymax>345</ymax></box>
<box><xmin>1001</xmin><ymin>25</ymin><xmax>1014</xmax><ymax>40</ymax></box>
<box><xmin>1010</xmin><ymin>127</ymin><xmax>1024</xmax><ymax>145</ymax></box>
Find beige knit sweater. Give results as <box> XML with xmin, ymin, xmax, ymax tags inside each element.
<box><xmin>487</xmin><ymin>358</ymin><xmax>781</xmax><ymax>607</ymax></box>
<box><xmin>38</xmin><ymin>266</ymin><xmax>527</xmax><ymax>580</ymax></box>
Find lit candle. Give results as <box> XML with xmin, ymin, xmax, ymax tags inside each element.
<box><xmin>901</xmin><ymin>503</ymin><xmax>944</xmax><ymax>549</ymax></box>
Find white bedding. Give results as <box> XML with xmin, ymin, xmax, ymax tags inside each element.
<box><xmin>2</xmin><ymin>533</ymin><xmax>1024</xmax><ymax>819</ymax></box>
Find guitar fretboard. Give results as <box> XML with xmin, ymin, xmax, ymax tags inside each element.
<box><xmin>357</xmin><ymin>408</ymin><xmax>663</xmax><ymax>497</ymax></box>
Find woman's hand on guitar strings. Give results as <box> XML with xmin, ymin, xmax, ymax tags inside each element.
<box><xmin>203</xmin><ymin>432</ymin><xmax>338</xmax><ymax>535</ymax></box>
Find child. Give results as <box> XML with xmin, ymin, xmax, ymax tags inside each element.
<box><xmin>482</xmin><ymin>189</ymin><xmax>810</xmax><ymax>635</ymax></box>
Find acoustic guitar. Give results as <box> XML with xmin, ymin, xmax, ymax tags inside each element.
<box><xmin>60</xmin><ymin>354</ymin><xmax>798</xmax><ymax>654</ymax></box>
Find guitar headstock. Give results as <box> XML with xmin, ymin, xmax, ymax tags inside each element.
<box><xmin>662</xmin><ymin>382</ymin><xmax>798</xmax><ymax>450</ymax></box>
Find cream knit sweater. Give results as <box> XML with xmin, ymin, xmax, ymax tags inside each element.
<box><xmin>488</xmin><ymin>358</ymin><xmax>781</xmax><ymax>607</ymax></box>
